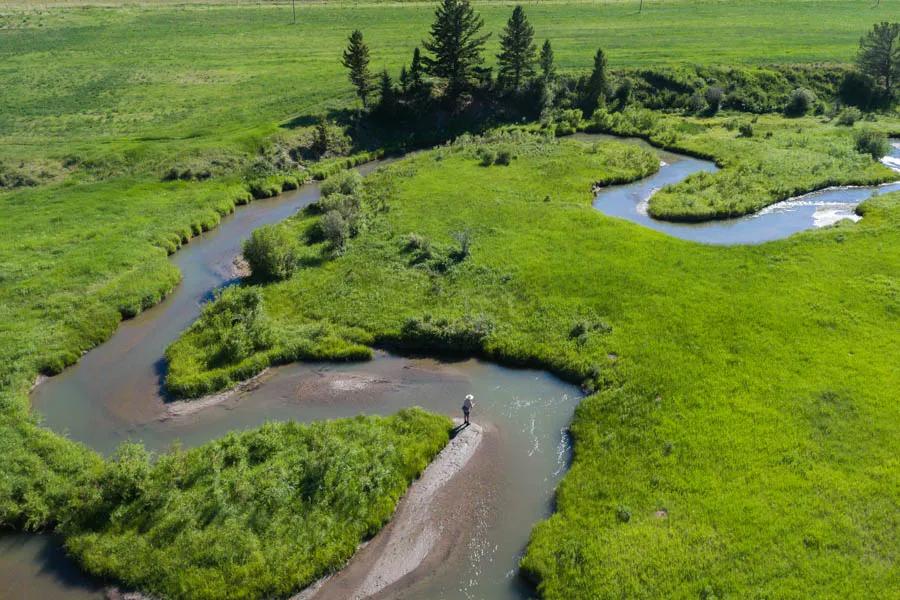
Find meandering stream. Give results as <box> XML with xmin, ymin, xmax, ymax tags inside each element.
<box><xmin>584</xmin><ymin>135</ymin><xmax>900</xmax><ymax>244</ymax></box>
<box><xmin>5</xmin><ymin>138</ymin><xmax>899</xmax><ymax>599</ymax></box>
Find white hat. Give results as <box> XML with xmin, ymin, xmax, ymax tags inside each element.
<box><xmin>465</xmin><ymin>394</ymin><xmax>474</xmax><ymax>400</ymax></box>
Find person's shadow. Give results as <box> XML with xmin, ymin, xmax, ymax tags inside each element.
<box><xmin>450</xmin><ymin>422</ymin><xmax>470</xmax><ymax>438</ymax></box>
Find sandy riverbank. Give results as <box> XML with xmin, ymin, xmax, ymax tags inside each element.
<box><xmin>297</xmin><ymin>419</ymin><xmax>497</xmax><ymax>600</ymax></box>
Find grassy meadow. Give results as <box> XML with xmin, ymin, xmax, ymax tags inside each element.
<box><xmin>169</xmin><ymin>130</ymin><xmax>900</xmax><ymax>597</ymax></box>
<box><xmin>1</xmin><ymin>0</ymin><xmax>899</xmax><ymax>598</ymax></box>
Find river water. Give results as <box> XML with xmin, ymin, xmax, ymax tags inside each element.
<box><xmin>585</xmin><ymin>135</ymin><xmax>900</xmax><ymax>244</ymax></box>
<box><xmin>6</xmin><ymin>138</ymin><xmax>900</xmax><ymax>599</ymax></box>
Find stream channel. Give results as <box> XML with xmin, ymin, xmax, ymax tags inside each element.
<box><xmin>4</xmin><ymin>138</ymin><xmax>899</xmax><ymax>599</ymax></box>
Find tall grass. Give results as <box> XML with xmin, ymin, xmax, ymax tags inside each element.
<box><xmin>62</xmin><ymin>409</ymin><xmax>451</xmax><ymax>600</ymax></box>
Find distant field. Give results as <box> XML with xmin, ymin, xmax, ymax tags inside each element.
<box><xmin>1</xmin><ymin>0</ymin><xmax>894</xmax><ymax>166</ymax></box>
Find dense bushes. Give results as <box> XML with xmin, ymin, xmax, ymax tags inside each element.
<box><xmin>164</xmin><ymin>287</ymin><xmax>277</xmax><ymax>396</ymax></box>
<box><xmin>243</xmin><ymin>224</ymin><xmax>298</xmax><ymax>281</ymax></box>
<box><xmin>783</xmin><ymin>87</ymin><xmax>817</xmax><ymax>117</ymax></box>
<box><xmin>836</xmin><ymin>107</ymin><xmax>863</xmax><ymax>126</ymax></box>
<box><xmin>63</xmin><ymin>410</ymin><xmax>451</xmax><ymax>600</ymax></box>
<box><xmin>839</xmin><ymin>71</ymin><xmax>882</xmax><ymax>110</ymax></box>
<box><xmin>395</xmin><ymin>314</ymin><xmax>495</xmax><ymax>354</ymax></box>
<box><xmin>203</xmin><ymin>287</ymin><xmax>275</xmax><ymax>367</ymax></box>
<box><xmin>619</xmin><ymin>64</ymin><xmax>849</xmax><ymax>115</ymax></box>
<box><xmin>854</xmin><ymin>129</ymin><xmax>891</xmax><ymax>159</ymax></box>
<box><xmin>316</xmin><ymin>170</ymin><xmax>366</xmax><ymax>251</ymax></box>
<box><xmin>319</xmin><ymin>169</ymin><xmax>362</xmax><ymax>198</ymax></box>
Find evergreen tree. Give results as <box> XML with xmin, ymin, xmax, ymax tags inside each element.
<box><xmin>400</xmin><ymin>47</ymin><xmax>431</xmax><ymax>110</ymax></box>
<box><xmin>408</xmin><ymin>47</ymin><xmax>428</xmax><ymax>98</ymax></box>
<box><xmin>584</xmin><ymin>48</ymin><xmax>610</xmax><ymax>115</ymax></box>
<box><xmin>399</xmin><ymin>65</ymin><xmax>410</xmax><ymax>95</ymax></box>
<box><xmin>376</xmin><ymin>69</ymin><xmax>398</xmax><ymax>118</ymax></box>
<box><xmin>341</xmin><ymin>30</ymin><xmax>374</xmax><ymax>108</ymax></box>
<box><xmin>856</xmin><ymin>22</ymin><xmax>900</xmax><ymax>100</ymax></box>
<box><xmin>496</xmin><ymin>5</ymin><xmax>537</xmax><ymax>92</ymax></box>
<box><xmin>539</xmin><ymin>39</ymin><xmax>556</xmax><ymax>82</ymax></box>
<box><xmin>422</xmin><ymin>0</ymin><xmax>490</xmax><ymax>102</ymax></box>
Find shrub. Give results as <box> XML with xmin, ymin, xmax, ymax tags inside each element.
<box><xmin>686</xmin><ymin>92</ymin><xmax>705</xmax><ymax>114</ymax></box>
<box><xmin>495</xmin><ymin>148</ymin><xmax>513</xmax><ymax>165</ymax></box>
<box><xmin>615</xmin><ymin>505</ymin><xmax>632</xmax><ymax>523</ymax></box>
<box><xmin>738</xmin><ymin>122</ymin><xmax>754</xmax><ymax>138</ymax></box>
<box><xmin>310</xmin><ymin>119</ymin><xmax>350</xmax><ymax>158</ymax></box>
<box><xmin>704</xmin><ymin>86</ymin><xmax>724</xmax><ymax>115</ymax></box>
<box><xmin>478</xmin><ymin>148</ymin><xmax>497</xmax><ymax>166</ymax></box>
<box><xmin>398</xmin><ymin>314</ymin><xmax>494</xmax><ymax>354</ymax></box>
<box><xmin>613</xmin><ymin>78</ymin><xmax>633</xmax><ymax>110</ymax></box>
<box><xmin>451</xmin><ymin>230</ymin><xmax>472</xmax><ymax>259</ymax></box>
<box><xmin>839</xmin><ymin>70</ymin><xmax>879</xmax><ymax>110</ymax></box>
<box><xmin>404</xmin><ymin>233</ymin><xmax>431</xmax><ymax>254</ymax></box>
<box><xmin>589</xmin><ymin>107</ymin><xmax>615</xmax><ymax>132</ymax></box>
<box><xmin>320</xmin><ymin>169</ymin><xmax>362</xmax><ymax>198</ymax></box>
<box><xmin>195</xmin><ymin>287</ymin><xmax>275</xmax><ymax>367</ymax></box>
<box><xmin>836</xmin><ymin>108</ymin><xmax>862</xmax><ymax>126</ymax></box>
<box><xmin>242</xmin><ymin>224</ymin><xmax>297</xmax><ymax>281</ymax></box>
<box><xmin>783</xmin><ymin>88</ymin><xmax>816</xmax><ymax>117</ymax></box>
<box><xmin>320</xmin><ymin>210</ymin><xmax>349</xmax><ymax>251</ymax></box>
<box><xmin>854</xmin><ymin>129</ymin><xmax>890</xmax><ymax>160</ymax></box>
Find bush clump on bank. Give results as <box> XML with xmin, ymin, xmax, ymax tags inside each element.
<box><xmin>63</xmin><ymin>409</ymin><xmax>451</xmax><ymax>600</ymax></box>
<box><xmin>243</xmin><ymin>224</ymin><xmax>298</xmax><ymax>281</ymax></box>
<box><xmin>395</xmin><ymin>314</ymin><xmax>494</xmax><ymax>354</ymax></box>
<box><xmin>854</xmin><ymin>129</ymin><xmax>891</xmax><ymax>160</ymax></box>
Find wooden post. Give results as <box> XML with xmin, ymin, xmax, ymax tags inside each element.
<box><xmin>292</xmin><ymin>0</ymin><xmax>297</xmax><ymax>24</ymax></box>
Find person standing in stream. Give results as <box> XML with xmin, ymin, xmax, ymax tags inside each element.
<box><xmin>462</xmin><ymin>394</ymin><xmax>474</xmax><ymax>425</ymax></box>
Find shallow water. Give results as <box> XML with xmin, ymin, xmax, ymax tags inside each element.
<box><xmin>584</xmin><ymin>135</ymin><xmax>900</xmax><ymax>244</ymax></box>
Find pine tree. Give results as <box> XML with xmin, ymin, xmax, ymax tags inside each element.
<box><xmin>376</xmin><ymin>69</ymin><xmax>398</xmax><ymax>118</ymax></box>
<box><xmin>539</xmin><ymin>39</ymin><xmax>555</xmax><ymax>82</ymax></box>
<box><xmin>341</xmin><ymin>30</ymin><xmax>374</xmax><ymax>108</ymax></box>
<box><xmin>399</xmin><ymin>65</ymin><xmax>410</xmax><ymax>95</ymax></box>
<box><xmin>584</xmin><ymin>48</ymin><xmax>610</xmax><ymax>115</ymax></box>
<box><xmin>496</xmin><ymin>5</ymin><xmax>537</xmax><ymax>92</ymax></box>
<box><xmin>857</xmin><ymin>22</ymin><xmax>900</xmax><ymax>100</ymax></box>
<box><xmin>422</xmin><ymin>0</ymin><xmax>490</xmax><ymax>102</ymax></box>
<box><xmin>400</xmin><ymin>47</ymin><xmax>431</xmax><ymax>111</ymax></box>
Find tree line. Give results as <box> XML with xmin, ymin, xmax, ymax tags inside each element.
<box><xmin>341</xmin><ymin>0</ymin><xmax>614</xmax><ymax>123</ymax></box>
<box><xmin>341</xmin><ymin>2</ymin><xmax>898</xmax><ymax>128</ymax></box>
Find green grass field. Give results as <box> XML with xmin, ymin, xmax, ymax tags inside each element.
<box><xmin>168</xmin><ymin>130</ymin><xmax>899</xmax><ymax>598</ymax></box>
<box><xmin>1</xmin><ymin>1</ymin><xmax>899</xmax><ymax>598</ymax></box>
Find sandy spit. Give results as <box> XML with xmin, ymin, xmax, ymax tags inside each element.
<box><xmin>297</xmin><ymin>419</ymin><xmax>491</xmax><ymax>600</ymax></box>
<box><xmin>160</xmin><ymin>368</ymin><xmax>270</xmax><ymax>420</ymax></box>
